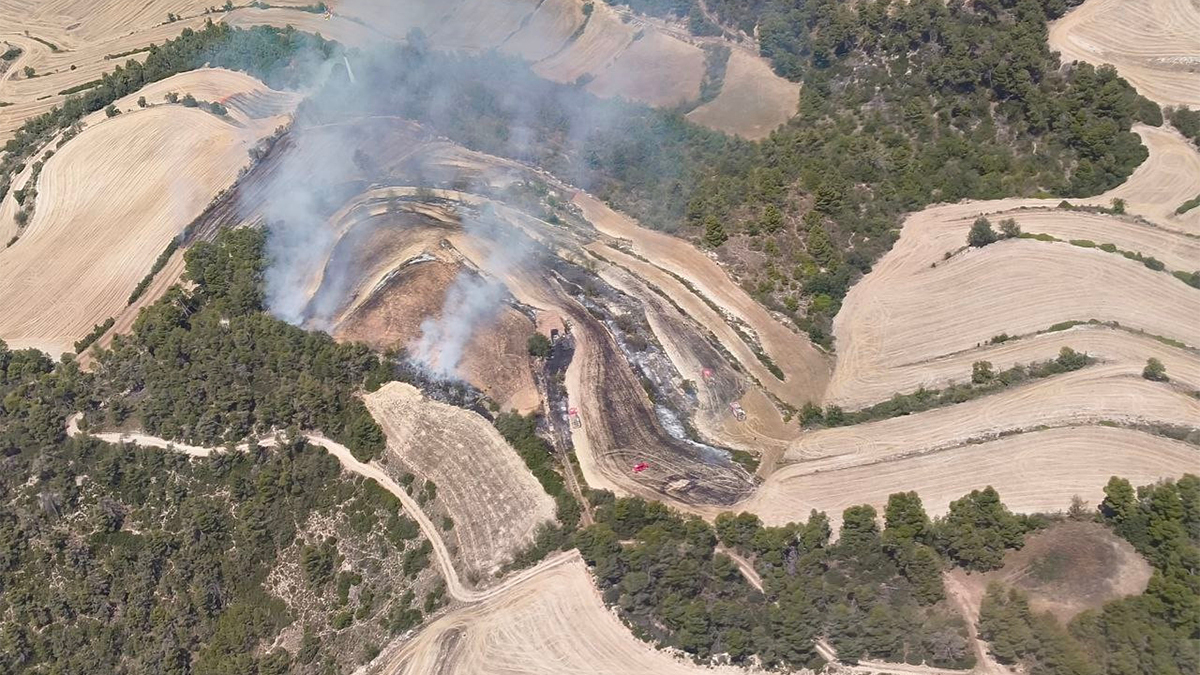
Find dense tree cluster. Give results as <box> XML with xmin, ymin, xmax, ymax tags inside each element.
<box><xmin>575</xmin><ymin>489</ymin><xmax>1002</xmax><ymax>669</ymax></box>
<box><xmin>88</xmin><ymin>228</ymin><xmax>388</xmax><ymax>461</ymax></box>
<box><xmin>976</xmin><ymin>475</ymin><xmax>1199</xmax><ymax>675</ymax></box>
<box><xmin>0</xmin><ymin>428</ymin><xmax>424</xmax><ymax>674</ymax></box>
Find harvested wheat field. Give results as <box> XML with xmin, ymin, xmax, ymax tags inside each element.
<box><xmin>424</xmin><ymin>0</ymin><xmax>538</xmax><ymax>51</ymax></box>
<box><xmin>1048</xmin><ymin>0</ymin><xmax>1200</xmax><ymax>108</ymax></box>
<box><xmin>0</xmin><ymin>15</ymin><xmax>216</xmax><ymax>140</ymax></box>
<box><xmin>585</xmin><ymin>29</ymin><xmax>705</xmax><ymax>107</ymax></box>
<box><xmin>827</xmin><ymin>203</ymin><xmax>1200</xmax><ymax>406</ymax></box>
<box><xmin>1103</xmin><ymin>124</ymin><xmax>1200</xmax><ymax>231</ymax></box>
<box><xmin>791</xmin><ymin>364</ymin><xmax>1200</xmax><ymax>467</ymax></box>
<box><xmin>686</xmin><ymin>49</ymin><xmax>800</xmax><ymax>139</ymax></box>
<box><xmin>0</xmin><ymin>69</ymin><xmax>292</xmax><ymax>355</ymax></box>
<box><xmin>575</xmin><ymin>192</ymin><xmax>832</xmax><ymax>406</ymax></box>
<box><xmin>377</xmin><ymin>551</ymin><xmax>747</xmax><ymax>675</ymax></box>
<box><xmin>499</xmin><ymin>0</ymin><xmax>582</xmax><ymax>62</ymax></box>
<box><xmin>533</xmin><ymin>2</ymin><xmax>636</xmax><ymax>85</ymax></box>
<box><xmin>745</xmin><ymin>426</ymin><xmax>1199</xmax><ymax>529</ymax></box>
<box><xmin>951</xmin><ymin>521</ymin><xmax>1153</xmax><ymax>625</ymax></box>
<box><xmin>826</xmin><ymin>322</ymin><xmax>1200</xmax><ymax>409</ymax></box>
<box><xmin>364</xmin><ymin>382</ymin><xmax>557</xmax><ymax>581</ymax></box>
<box><xmin>998</xmin><ymin>208</ymin><xmax>1200</xmax><ymax>272</ymax></box>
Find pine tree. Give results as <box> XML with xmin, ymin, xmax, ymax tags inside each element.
<box><xmin>703</xmin><ymin>214</ymin><xmax>727</xmax><ymax>248</ymax></box>
<box><xmin>968</xmin><ymin>217</ymin><xmax>998</xmax><ymax>247</ymax></box>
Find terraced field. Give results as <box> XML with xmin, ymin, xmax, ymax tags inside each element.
<box><xmin>0</xmin><ymin>68</ymin><xmax>294</xmax><ymax>355</ymax></box>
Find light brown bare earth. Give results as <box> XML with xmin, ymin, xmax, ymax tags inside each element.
<box><xmin>686</xmin><ymin>49</ymin><xmax>802</xmax><ymax>140</ymax></box>
<box><xmin>375</xmin><ymin>551</ymin><xmax>753</xmax><ymax>675</ymax></box>
<box><xmin>824</xmin><ymin>206</ymin><xmax>1200</xmax><ymax>408</ymax></box>
<box><xmin>744</xmin><ymin>425</ymin><xmax>1200</xmax><ymax>530</ymax></box>
<box><xmin>0</xmin><ymin>69</ymin><xmax>294</xmax><ymax>356</ymax></box>
<box><xmin>1048</xmin><ymin>0</ymin><xmax>1200</xmax><ymax>108</ymax></box>
<box><xmin>952</xmin><ymin>521</ymin><xmax>1153</xmax><ymax>624</ymax></box>
<box><xmin>364</xmin><ymin>382</ymin><xmax>556</xmax><ymax>580</ymax></box>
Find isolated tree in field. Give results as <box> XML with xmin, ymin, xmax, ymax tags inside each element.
<box><xmin>999</xmin><ymin>218</ymin><xmax>1020</xmax><ymax>238</ymax></box>
<box><xmin>1142</xmin><ymin>357</ymin><xmax>1168</xmax><ymax>382</ymax></box>
<box><xmin>22</xmin><ymin>66</ymin><xmax>34</xmax><ymax>78</ymax></box>
<box><xmin>526</xmin><ymin>333</ymin><xmax>551</xmax><ymax>358</ymax></box>
<box><xmin>137</xmin><ymin>96</ymin><xmax>147</xmax><ymax>108</ymax></box>
<box><xmin>165</xmin><ymin>91</ymin><xmax>179</xmax><ymax>103</ymax></box>
<box><xmin>967</xmin><ymin>217</ymin><xmax>998</xmax><ymax>247</ymax></box>
<box><xmin>104</xmin><ymin>104</ymin><xmax>119</xmax><ymax>117</ymax></box>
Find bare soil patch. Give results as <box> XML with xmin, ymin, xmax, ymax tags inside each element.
<box><xmin>686</xmin><ymin>49</ymin><xmax>800</xmax><ymax>139</ymax></box>
<box><xmin>952</xmin><ymin>521</ymin><xmax>1153</xmax><ymax>623</ymax></box>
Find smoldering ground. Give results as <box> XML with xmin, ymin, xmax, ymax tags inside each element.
<box><xmin>243</xmin><ymin>0</ymin><xmax>695</xmax><ymax>377</ymax></box>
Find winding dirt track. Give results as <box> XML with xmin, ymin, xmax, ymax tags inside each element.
<box><xmin>68</xmin><ymin>419</ymin><xmax>754</xmax><ymax>675</ymax></box>
<box><xmin>1048</xmin><ymin>0</ymin><xmax>1200</xmax><ymax>108</ymax></box>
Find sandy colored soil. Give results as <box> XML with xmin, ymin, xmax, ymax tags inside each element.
<box><xmin>826</xmin><ymin>322</ymin><xmax>1200</xmax><ymax>410</ymax></box>
<box><xmin>315</xmin><ymin>202</ymin><xmax>539</xmax><ymax>413</ymax></box>
<box><xmin>364</xmin><ymin>382</ymin><xmax>556</xmax><ymax>580</ymax></box>
<box><xmin>585</xmin><ymin>29</ymin><xmax>704</xmax><ymax>108</ymax></box>
<box><xmin>745</xmin><ymin>425</ymin><xmax>1199</xmax><ymax>530</ymax></box>
<box><xmin>1048</xmin><ymin>0</ymin><xmax>1200</xmax><ymax>108</ymax></box>
<box><xmin>956</xmin><ymin>521</ymin><xmax>1153</xmax><ymax>624</ymax></box>
<box><xmin>424</xmin><ymin>0</ymin><xmax>537</xmax><ymax>51</ymax></box>
<box><xmin>456</xmin><ymin>307</ymin><xmax>542</xmax><ymax>414</ymax></box>
<box><xmin>793</xmin><ymin>364</ymin><xmax>1200</xmax><ymax>465</ymax></box>
<box><xmin>500</xmin><ymin>0</ymin><xmax>583</xmax><ymax>62</ymax></box>
<box><xmin>533</xmin><ymin>1</ymin><xmax>636</xmax><ymax>85</ymax></box>
<box><xmin>0</xmin><ymin>69</ymin><xmax>293</xmax><ymax>356</ymax></box>
<box><xmin>376</xmin><ymin>551</ymin><xmax>748</xmax><ymax>675</ymax></box>
<box><xmin>686</xmin><ymin>49</ymin><xmax>800</xmax><ymax>139</ymax></box>
<box><xmin>825</xmin><ymin>206</ymin><xmax>1200</xmax><ymax>408</ymax></box>
<box><xmin>1104</xmin><ymin>124</ymin><xmax>1200</xmax><ymax>231</ymax></box>
<box><xmin>575</xmin><ymin>192</ymin><xmax>832</xmax><ymax>407</ymax></box>
<box><xmin>1000</xmin><ymin>208</ymin><xmax>1200</xmax><ymax>271</ymax></box>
